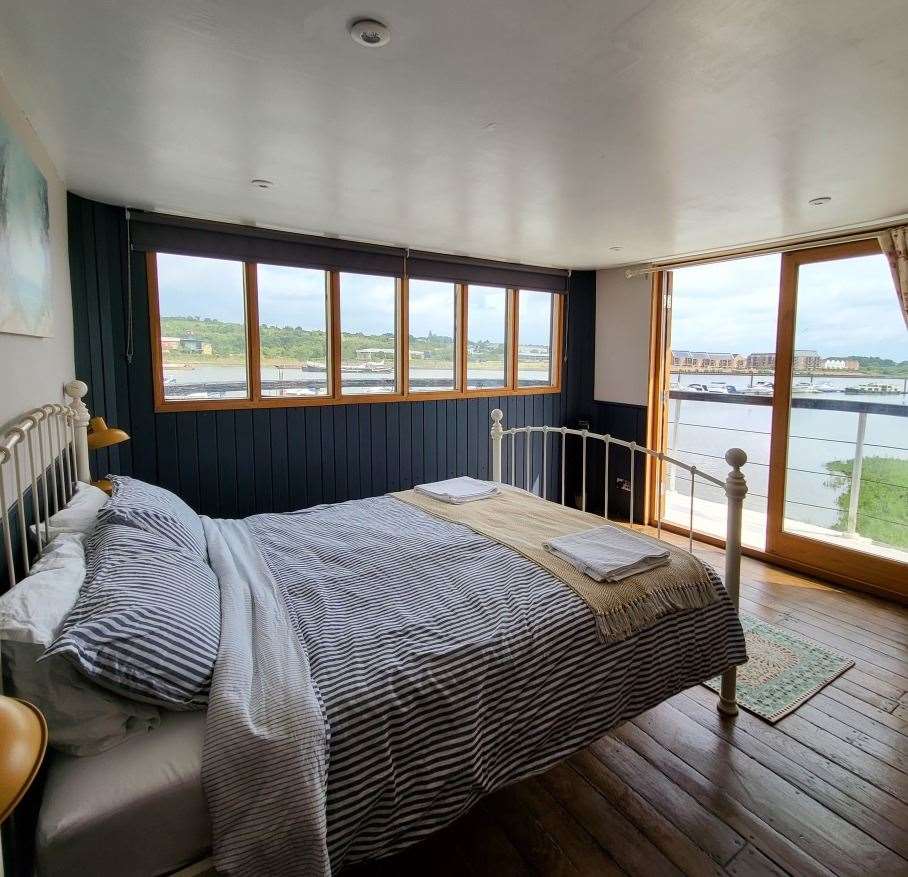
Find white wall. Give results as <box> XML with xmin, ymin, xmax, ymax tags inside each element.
<box><xmin>0</xmin><ymin>73</ymin><xmax>73</xmax><ymax>430</ymax></box>
<box><xmin>594</xmin><ymin>268</ymin><xmax>651</xmax><ymax>407</ymax></box>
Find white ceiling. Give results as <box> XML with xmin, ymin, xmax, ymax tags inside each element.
<box><xmin>2</xmin><ymin>0</ymin><xmax>907</xmax><ymax>269</ymax></box>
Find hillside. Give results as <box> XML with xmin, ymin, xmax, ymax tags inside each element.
<box><xmin>161</xmin><ymin>316</ymin><xmax>478</xmax><ymax>363</ymax></box>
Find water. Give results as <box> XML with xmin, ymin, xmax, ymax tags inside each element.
<box><xmin>163</xmin><ymin>363</ymin><xmax>551</xmax><ymax>391</ymax></box>
<box><xmin>667</xmin><ymin>373</ymin><xmax>908</xmax><ymax>532</ymax></box>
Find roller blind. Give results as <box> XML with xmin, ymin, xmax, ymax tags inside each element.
<box><xmin>406</xmin><ymin>250</ymin><xmax>569</xmax><ymax>292</ymax></box>
<box><xmin>130</xmin><ymin>210</ymin><xmax>570</xmax><ymax>289</ymax></box>
<box><xmin>129</xmin><ymin>211</ymin><xmax>407</xmax><ymax>277</ymax></box>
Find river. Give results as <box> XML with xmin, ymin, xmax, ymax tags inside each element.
<box><xmin>668</xmin><ymin>372</ymin><xmax>907</xmax><ymax>533</ymax></box>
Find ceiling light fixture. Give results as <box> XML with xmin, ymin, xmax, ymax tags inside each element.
<box><xmin>349</xmin><ymin>19</ymin><xmax>391</xmax><ymax>47</ymax></box>
<box><xmin>609</xmin><ymin>246</ymin><xmax>623</xmax><ymax>251</ymax></box>
<box><xmin>251</xmin><ymin>179</ymin><xmax>274</xmax><ymax>189</ymax></box>
<box><xmin>808</xmin><ymin>196</ymin><xmax>831</xmax><ymax>206</ymax></box>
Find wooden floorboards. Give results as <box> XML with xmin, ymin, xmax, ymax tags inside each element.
<box><xmin>345</xmin><ymin>539</ymin><xmax>908</xmax><ymax>877</ymax></box>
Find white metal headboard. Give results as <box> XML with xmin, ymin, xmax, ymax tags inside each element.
<box><xmin>0</xmin><ymin>380</ymin><xmax>92</xmax><ymax>589</ymax></box>
<box><xmin>489</xmin><ymin>408</ymin><xmax>748</xmax><ymax>716</ymax></box>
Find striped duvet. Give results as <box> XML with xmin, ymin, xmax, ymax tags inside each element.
<box><xmin>202</xmin><ymin>495</ymin><xmax>746</xmax><ymax>875</ymax></box>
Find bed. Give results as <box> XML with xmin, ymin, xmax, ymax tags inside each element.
<box><xmin>1</xmin><ymin>381</ymin><xmax>748</xmax><ymax>877</ymax></box>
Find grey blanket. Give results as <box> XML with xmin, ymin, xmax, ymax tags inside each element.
<box><xmin>201</xmin><ymin>519</ymin><xmax>329</xmax><ymax>876</ymax></box>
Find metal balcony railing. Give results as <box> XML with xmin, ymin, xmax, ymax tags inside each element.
<box><xmin>666</xmin><ymin>390</ymin><xmax>907</xmax><ymax>539</ymax></box>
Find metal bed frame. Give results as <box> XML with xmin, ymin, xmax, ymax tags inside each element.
<box><xmin>489</xmin><ymin>408</ymin><xmax>748</xmax><ymax>715</ymax></box>
<box><xmin>0</xmin><ymin>385</ymin><xmax>747</xmax><ymax>718</ymax></box>
<box><xmin>0</xmin><ymin>380</ymin><xmax>91</xmax><ymax>589</ymax></box>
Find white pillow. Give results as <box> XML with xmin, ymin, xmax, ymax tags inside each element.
<box><xmin>0</xmin><ymin>533</ymin><xmax>161</xmax><ymax>755</ymax></box>
<box><xmin>31</xmin><ymin>481</ymin><xmax>109</xmax><ymax>543</ymax></box>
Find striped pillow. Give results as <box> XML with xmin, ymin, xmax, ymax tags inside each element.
<box><xmin>43</xmin><ymin>522</ymin><xmax>220</xmax><ymax>710</ymax></box>
<box><xmin>100</xmin><ymin>476</ymin><xmax>207</xmax><ymax>558</ymax></box>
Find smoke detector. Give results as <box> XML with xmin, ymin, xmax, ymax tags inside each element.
<box><xmin>349</xmin><ymin>19</ymin><xmax>391</xmax><ymax>47</ymax></box>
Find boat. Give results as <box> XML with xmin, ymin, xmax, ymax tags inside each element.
<box><xmin>844</xmin><ymin>382</ymin><xmax>900</xmax><ymax>395</ymax></box>
<box><xmin>749</xmin><ymin>380</ymin><xmax>774</xmax><ymax>396</ymax></box>
<box><xmin>345</xmin><ymin>361</ymin><xmax>393</xmax><ymax>373</ymax></box>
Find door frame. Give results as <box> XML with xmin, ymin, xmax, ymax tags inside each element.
<box><xmin>647</xmin><ymin>239</ymin><xmax>907</xmax><ymax>604</ymax></box>
<box><xmin>765</xmin><ymin>238</ymin><xmax>906</xmax><ymax>599</ymax></box>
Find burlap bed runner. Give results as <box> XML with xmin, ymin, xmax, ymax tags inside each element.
<box><xmin>393</xmin><ymin>488</ymin><xmax>719</xmax><ymax>642</ymax></box>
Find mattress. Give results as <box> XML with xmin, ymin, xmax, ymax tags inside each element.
<box><xmin>36</xmin><ymin>711</ymin><xmax>209</xmax><ymax>877</ymax></box>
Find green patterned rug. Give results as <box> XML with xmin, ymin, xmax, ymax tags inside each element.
<box><xmin>705</xmin><ymin>614</ymin><xmax>854</xmax><ymax>722</ymax></box>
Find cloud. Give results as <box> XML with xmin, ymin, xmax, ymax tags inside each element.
<box><xmin>670</xmin><ymin>253</ymin><xmax>907</xmax><ymax>361</ymax></box>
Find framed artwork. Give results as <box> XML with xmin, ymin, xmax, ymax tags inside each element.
<box><xmin>0</xmin><ymin>115</ymin><xmax>52</xmax><ymax>337</ymax></box>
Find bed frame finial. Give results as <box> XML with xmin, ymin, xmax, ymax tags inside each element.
<box><xmin>64</xmin><ymin>380</ymin><xmax>91</xmax><ymax>483</ymax></box>
<box><xmin>718</xmin><ymin>447</ymin><xmax>748</xmax><ymax>717</ymax></box>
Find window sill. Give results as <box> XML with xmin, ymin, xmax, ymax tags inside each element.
<box><xmin>153</xmin><ymin>384</ymin><xmax>561</xmax><ymax>413</ymax></box>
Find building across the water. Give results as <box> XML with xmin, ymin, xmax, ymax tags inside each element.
<box><xmin>746</xmin><ymin>350</ymin><xmax>822</xmax><ymax>370</ymax></box>
<box><xmin>823</xmin><ymin>357</ymin><xmax>860</xmax><ymax>370</ymax></box>
<box><xmin>671</xmin><ymin>350</ymin><xmax>746</xmax><ymax>370</ymax></box>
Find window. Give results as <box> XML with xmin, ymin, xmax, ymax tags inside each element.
<box><xmin>153</xmin><ymin>253</ymin><xmax>249</xmax><ymax>401</ymax></box>
<box><xmin>339</xmin><ymin>273</ymin><xmax>399</xmax><ymax>395</ymax></box>
<box><xmin>408</xmin><ymin>280</ymin><xmax>458</xmax><ymax>392</ymax></box>
<box><xmin>148</xmin><ymin>252</ymin><xmax>563</xmax><ymax>410</ymax></box>
<box><xmin>517</xmin><ymin>289</ymin><xmax>556</xmax><ymax>387</ymax></box>
<box><xmin>466</xmin><ymin>285</ymin><xmax>509</xmax><ymax>389</ymax></box>
<box><xmin>257</xmin><ymin>265</ymin><xmax>329</xmax><ymax>397</ymax></box>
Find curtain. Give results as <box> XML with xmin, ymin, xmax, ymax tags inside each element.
<box><xmin>878</xmin><ymin>226</ymin><xmax>908</xmax><ymax>329</ymax></box>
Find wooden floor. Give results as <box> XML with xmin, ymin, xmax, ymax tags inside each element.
<box><xmin>345</xmin><ymin>536</ymin><xmax>908</xmax><ymax>877</ymax></box>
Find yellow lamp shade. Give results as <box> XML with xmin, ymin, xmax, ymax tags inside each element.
<box><xmin>0</xmin><ymin>696</ymin><xmax>47</xmax><ymax>823</ymax></box>
<box><xmin>87</xmin><ymin>416</ymin><xmax>130</xmax><ymax>451</ymax></box>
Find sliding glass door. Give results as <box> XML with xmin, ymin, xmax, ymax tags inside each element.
<box><xmin>766</xmin><ymin>240</ymin><xmax>908</xmax><ymax>592</ymax></box>
<box><xmin>655</xmin><ymin>253</ymin><xmax>781</xmax><ymax>551</ymax></box>
<box><xmin>652</xmin><ymin>238</ymin><xmax>907</xmax><ymax>599</ymax></box>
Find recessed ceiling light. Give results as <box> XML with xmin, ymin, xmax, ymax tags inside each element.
<box><xmin>808</xmin><ymin>196</ymin><xmax>831</xmax><ymax>206</ymax></box>
<box><xmin>349</xmin><ymin>19</ymin><xmax>391</xmax><ymax>47</ymax></box>
<box><xmin>251</xmin><ymin>179</ymin><xmax>274</xmax><ymax>189</ymax></box>
<box><xmin>609</xmin><ymin>246</ymin><xmax>623</xmax><ymax>251</ymax></box>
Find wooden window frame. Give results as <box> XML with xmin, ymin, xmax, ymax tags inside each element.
<box><xmin>646</xmin><ymin>238</ymin><xmax>907</xmax><ymax>603</ymax></box>
<box><xmin>148</xmin><ymin>252</ymin><xmax>564</xmax><ymax>412</ymax></box>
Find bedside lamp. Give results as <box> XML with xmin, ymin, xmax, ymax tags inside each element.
<box><xmin>87</xmin><ymin>417</ymin><xmax>130</xmax><ymax>495</ymax></box>
<box><xmin>0</xmin><ymin>696</ymin><xmax>47</xmax><ymax>823</ymax></box>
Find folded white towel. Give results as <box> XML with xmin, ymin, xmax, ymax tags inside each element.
<box><xmin>414</xmin><ymin>477</ymin><xmax>501</xmax><ymax>504</ymax></box>
<box><xmin>544</xmin><ymin>525</ymin><xmax>670</xmax><ymax>582</ymax></box>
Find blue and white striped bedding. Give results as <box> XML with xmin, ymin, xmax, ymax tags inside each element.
<box><xmin>101</xmin><ymin>475</ymin><xmax>208</xmax><ymax>558</ymax></box>
<box><xmin>44</xmin><ymin>523</ymin><xmax>219</xmax><ymax>710</ymax></box>
<box><xmin>202</xmin><ymin>495</ymin><xmax>747</xmax><ymax>875</ymax></box>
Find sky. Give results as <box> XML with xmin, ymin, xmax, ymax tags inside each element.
<box><xmin>670</xmin><ymin>253</ymin><xmax>908</xmax><ymax>361</ymax></box>
<box><xmin>156</xmin><ymin>254</ymin><xmax>554</xmax><ymax>345</ymax></box>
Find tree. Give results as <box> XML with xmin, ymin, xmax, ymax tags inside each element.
<box><xmin>826</xmin><ymin>456</ymin><xmax>908</xmax><ymax>549</ymax></box>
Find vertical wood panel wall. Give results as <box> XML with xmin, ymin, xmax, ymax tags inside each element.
<box><xmin>68</xmin><ymin>194</ymin><xmax>597</xmax><ymax>518</ymax></box>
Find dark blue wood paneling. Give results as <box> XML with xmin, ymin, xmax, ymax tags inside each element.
<box><xmin>252</xmin><ymin>409</ymin><xmax>273</xmax><ymax>513</ymax></box>
<box><xmin>195</xmin><ymin>411</ymin><xmax>220</xmax><ymax>517</ymax></box>
<box><xmin>286</xmin><ymin>407</ymin><xmax>308</xmax><ymax>510</ymax></box>
<box><xmin>269</xmin><ymin>408</ymin><xmax>290</xmax><ymax>512</ymax></box>
<box><xmin>588</xmin><ymin>400</ymin><xmax>648</xmax><ymax>523</ymax></box>
<box><xmin>176</xmin><ymin>413</ymin><xmax>201</xmax><ymax>512</ymax></box>
<box><xmin>67</xmin><ymin>194</ymin><xmax>592</xmax><ymax>519</ymax></box>
<box><xmin>215</xmin><ymin>410</ymin><xmax>238</xmax><ymax>516</ymax></box>
<box><xmin>332</xmin><ymin>406</ymin><xmax>350</xmax><ymax>502</ymax></box>
<box><xmin>233</xmin><ymin>410</ymin><xmax>256</xmax><ymax>518</ymax></box>
<box><xmin>385</xmin><ymin>403</ymin><xmax>399</xmax><ymax>493</ymax></box>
